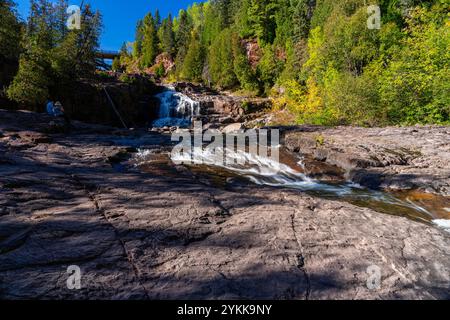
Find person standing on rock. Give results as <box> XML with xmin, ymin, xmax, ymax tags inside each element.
<box><xmin>46</xmin><ymin>100</ymin><xmax>55</xmax><ymax>116</ymax></box>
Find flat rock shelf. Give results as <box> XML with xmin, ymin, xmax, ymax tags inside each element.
<box><xmin>0</xmin><ymin>109</ymin><xmax>449</xmax><ymax>300</ymax></box>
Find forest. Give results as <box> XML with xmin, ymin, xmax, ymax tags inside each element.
<box><xmin>116</xmin><ymin>0</ymin><xmax>449</xmax><ymax>126</ymax></box>
<box><xmin>1</xmin><ymin>0</ymin><xmax>449</xmax><ymax>126</ymax></box>
<box><xmin>0</xmin><ymin>0</ymin><xmax>101</xmax><ymax>107</ymax></box>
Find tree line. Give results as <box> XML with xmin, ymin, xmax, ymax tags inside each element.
<box><xmin>0</xmin><ymin>0</ymin><xmax>101</xmax><ymax>108</ymax></box>
<box><xmin>118</xmin><ymin>0</ymin><xmax>449</xmax><ymax>125</ymax></box>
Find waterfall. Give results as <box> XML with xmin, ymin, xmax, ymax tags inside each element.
<box><xmin>153</xmin><ymin>86</ymin><xmax>200</xmax><ymax>128</ymax></box>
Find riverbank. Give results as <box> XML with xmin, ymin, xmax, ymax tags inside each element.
<box><xmin>0</xmin><ymin>109</ymin><xmax>449</xmax><ymax>299</ymax></box>
<box><xmin>283</xmin><ymin>125</ymin><xmax>450</xmax><ymax>197</ymax></box>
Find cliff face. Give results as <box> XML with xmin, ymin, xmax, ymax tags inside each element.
<box><xmin>1</xmin><ymin>74</ymin><xmax>164</xmax><ymax>128</ymax></box>
<box><xmin>60</xmin><ymin>77</ymin><xmax>163</xmax><ymax>128</ymax></box>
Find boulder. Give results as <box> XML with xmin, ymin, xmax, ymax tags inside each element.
<box><xmin>222</xmin><ymin>123</ymin><xmax>245</xmax><ymax>133</ymax></box>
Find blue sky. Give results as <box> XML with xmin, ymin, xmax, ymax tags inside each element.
<box><xmin>14</xmin><ymin>0</ymin><xmax>202</xmax><ymax>51</ymax></box>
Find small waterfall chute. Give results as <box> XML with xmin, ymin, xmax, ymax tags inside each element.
<box><xmin>153</xmin><ymin>87</ymin><xmax>200</xmax><ymax>128</ymax></box>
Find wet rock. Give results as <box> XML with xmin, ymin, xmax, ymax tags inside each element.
<box><xmin>285</xmin><ymin>126</ymin><xmax>450</xmax><ymax>196</ymax></box>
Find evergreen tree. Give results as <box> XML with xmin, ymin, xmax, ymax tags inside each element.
<box><xmin>73</xmin><ymin>4</ymin><xmax>102</xmax><ymax>76</ymax></box>
<box><xmin>248</xmin><ymin>0</ymin><xmax>279</xmax><ymax>44</ymax></box>
<box><xmin>291</xmin><ymin>0</ymin><xmax>312</xmax><ymax>42</ymax></box>
<box><xmin>7</xmin><ymin>0</ymin><xmax>102</xmax><ymax>106</ymax></box>
<box><xmin>202</xmin><ymin>2</ymin><xmax>221</xmax><ymax>46</ymax></box>
<box><xmin>7</xmin><ymin>0</ymin><xmax>53</xmax><ymax>106</ymax></box>
<box><xmin>175</xmin><ymin>10</ymin><xmax>192</xmax><ymax>71</ymax></box>
<box><xmin>215</xmin><ymin>0</ymin><xmax>232</xmax><ymax>28</ymax></box>
<box><xmin>133</xmin><ymin>20</ymin><xmax>144</xmax><ymax>58</ymax></box>
<box><xmin>141</xmin><ymin>13</ymin><xmax>159</xmax><ymax>68</ymax></box>
<box><xmin>0</xmin><ymin>0</ymin><xmax>22</xmax><ymax>61</ymax></box>
<box><xmin>181</xmin><ymin>30</ymin><xmax>205</xmax><ymax>82</ymax></box>
<box><xmin>112</xmin><ymin>57</ymin><xmax>121</xmax><ymax>72</ymax></box>
<box><xmin>154</xmin><ymin>9</ymin><xmax>161</xmax><ymax>29</ymax></box>
<box><xmin>207</xmin><ymin>28</ymin><xmax>237</xmax><ymax>88</ymax></box>
<box><xmin>160</xmin><ymin>15</ymin><xmax>175</xmax><ymax>56</ymax></box>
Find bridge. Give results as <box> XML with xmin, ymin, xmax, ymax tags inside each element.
<box><xmin>95</xmin><ymin>50</ymin><xmax>120</xmax><ymax>60</ymax></box>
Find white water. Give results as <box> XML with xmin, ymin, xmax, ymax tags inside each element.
<box><xmin>134</xmin><ymin>146</ymin><xmax>450</xmax><ymax>232</ymax></box>
<box><xmin>433</xmin><ymin>219</ymin><xmax>450</xmax><ymax>232</ymax></box>
<box><xmin>168</xmin><ymin>146</ymin><xmax>450</xmax><ymax>230</ymax></box>
<box><xmin>153</xmin><ymin>87</ymin><xmax>200</xmax><ymax>128</ymax></box>
<box><xmin>171</xmin><ymin>146</ymin><xmax>389</xmax><ymax>196</ymax></box>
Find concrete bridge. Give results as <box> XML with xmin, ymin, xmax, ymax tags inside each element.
<box><xmin>95</xmin><ymin>50</ymin><xmax>120</xmax><ymax>60</ymax></box>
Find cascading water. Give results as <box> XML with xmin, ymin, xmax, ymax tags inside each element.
<box><xmin>152</xmin><ymin>86</ymin><xmax>200</xmax><ymax>128</ymax></box>
<box><xmin>167</xmin><ymin>145</ymin><xmax>450</xmax><ymax>232</ymax></box>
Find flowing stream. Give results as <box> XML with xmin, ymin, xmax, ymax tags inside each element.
<box><xmin>144</xmin><ymin>87</ymin><xmax>450</xmax><ymax>233</ymax></box>
<box><xmin>134</xmin><ymin>145</ymin><xmax>450</xmax><ymax>232</ymax></box>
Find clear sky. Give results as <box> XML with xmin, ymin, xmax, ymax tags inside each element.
<box><xmin>13</xmin><ymin>0</ymin><xmax>202</xmax><ymax>51</ymax></box>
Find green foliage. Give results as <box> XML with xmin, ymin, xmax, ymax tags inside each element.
<box><xmin>0</xmin><ymin>0</ymin><xmax>22</xmax><ymax>60</ymax></box>
<box><xmin>159</xmin><ymin>15</ymin><xmax>175</xmax><ymax>56</ymax></box>
<box><xmin>180</xmin><ymin>30</ymin><xmax>205</xmax><ymax>82</ymax></box>
<box><xmin>118</xmin><ymin>0</ymin><xmax>450</xmax><ymax>126</ymax></box>
<box><xmin>257</xmin><ymin>44</ymin><xmax>284</xmax><ymax>92</ymax></box>
<box><xmin>133</xmin><ymin>20</ymin><xmax>144</xmax><ymax>58</ymax></box>
<box><xmin>7</xmin><ymin>48</ymin><xmax>51</xmax><ymax>105</ymax></box>
<box><xmin>119</xmin><ymin>73</ymin><xmax>137</xmax><ymax>84</ymax></box>
<box><xmin>155</xmin><ymin>63</ymin><xmax>165</xmax><ymax>78</ymax></box>
<box><xmin>141</xmin><ymin>13</ymin><xmax>159</xmax><ymax>68</ymax></box>
<box><xmin>232</xmin><ymin>35</ymin><xmax>260</xmax><ymax>93</ymax></box>
<box><xmin>112</xmin><ymin>57</ymin><xmax>121</xmax><ymax>72</ymax></box>
<box><xmin>6</xmin><ymin>0</ymin><xmax>102</xmax><ymax>107</ymax></box>
<box><xmin>207</xmin><ymin>28</ymin><xmax>237</xmax><ymax>88</ymax></box>
<box><xmin>291</xmin><ymin>0</ymin><xmax>312</xmax><ymax>42</ymax></box>
<box><xmin>174</xmin><ymin>10</ymin><xmax>192</xmax><ymax>71</ymax></box>
<box><xmin>378</xmin><ymin>3</ymin><xmax>450</xmax><ymax>124</ymax></box>
<box><xmin>247</xmin><ymin>0</ymin><xmax>278</xmax><ymax>44</ymax></box>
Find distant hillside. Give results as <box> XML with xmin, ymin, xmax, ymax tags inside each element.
<box><xmin>118</xmin><ymin>0</ymin><xmax>449</xmax><ymax>126</ymax></box>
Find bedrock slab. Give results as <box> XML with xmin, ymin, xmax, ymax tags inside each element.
<box><xmin>284</xmin><ymin>126</ymin><xmax>450</xmax><ymax>196</ymax></box>
<box><xmin>0</xmin><ymin>110</ymin><xmax>449</xmax><ymax>299</ymax></box>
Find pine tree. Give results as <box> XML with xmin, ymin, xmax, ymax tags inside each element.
<box><xmin>291</xmin><ymin>0</ymin><xmax>312</xmax><ymax>42</ymax></box>
<box><xmin>72</xmin><ymin>4</ymin><xmax>102</xmax><ymax>76</ymax></box>
<box><xmin>201</xmin><ymin>2</ymin><xmax>221</xmax><ymax>46</ymax></box>
<box><xmin>119</xmin><ymin>42</ymin><xmax>129</xmax><ymax>56</ymax></box>
<box><xmin>215</xmin><ymin>0</ymin><xmax>232</xmax><ymax>28</ymax></box>
<box><xmin>154</xmin><ymin>9</ymin><xmax>161</xmax><ymax>29</ymax></box>
<box><xmin>160</xmin><ymin>15</ymin><xmax>175</xmax><ymax>56</ymax></box>
<box><xmin>207</xmin><ymin>28</ymin><xmax>237</xmax><ymax>88</ymax></box>
<box><xmin>133</xmin><ymin>20</ymin><xmax>144</xmax><ymax>58</ymax></box>
<box><xmin>181</xmin><ymin>30</ymin><xmax>205</xmax><ymax>82</ymax></box>
<box><xmin>0</xmin><ymin>0</ymin><xmax>22</xmax><ymax>60</ymax></box>
<box><xmin>140</xmin><ymin>13</ymin><xmax>159</xmax><ymax>68</ymax></box>
<box><xmin>248</xmin><ymin>0</ymin><xmax>279</xmax><ymax>44</ymax></box>
<box><xmin>7</xmin><ymin>0</ymin><xmax>53</xmax><ymax>106</ymax></box>
<box><xmin>112</xmin><ymin>57</ymin><xmax>121</xmax><ymax>72</ymax></box>
<box><xmin>7</xmin><ymin>0</ymin><xmax>101</xmax><ymax>106</ymax></box>
<box><xmin>235</xmin><ymin>0</ymin><xmax>254</xmax><ymax>38</ymax></box>
<box><xmin>175</xmin><ymin>10</ymin><xmax>192</xmax><ymax>71</ymax></box>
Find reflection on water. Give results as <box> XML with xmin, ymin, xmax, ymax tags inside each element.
<box><xmin>135</xmin><ymin>147</ymin><xmax>450</xmax><ymax>232</ymax></box>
